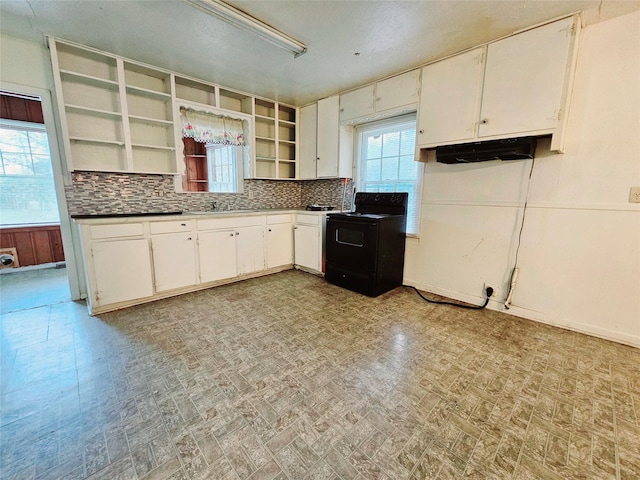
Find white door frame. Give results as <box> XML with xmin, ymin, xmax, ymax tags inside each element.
<box><xmin>0</xmin><ymin>81</ymin><xmax>82</xmax><ymax>300</ymax></box>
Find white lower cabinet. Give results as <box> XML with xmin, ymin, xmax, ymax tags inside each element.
<box><xmin>236</xmin><ymin>226</ymin><xmax>265</xmax><ymax>275</ymax></box>
<box><xmin>198</xmin><ymin>225</ymin><xmax>265</xmax><ymax>282</ymax></box>
<box><xmin>91</xmin><ymin>238</ymin><xmax>154</xmax><ymax>306</ymax></box>
<box><xmin>266</xmin><ymin>222</ymin><xmax>293</xmax><ymax>269</ymax></box>
<box><xmin>77</xmin><ymin>212</ymin><xmax>317</xmax><ymax>314</ymax></box>
<box><xmin>294</xmin><ymin>213</ymin><xmax>324</xmax><ymax>273</ymax></box>
<box><xmin>198</xmin><ymin>230</ymin><xmax>238</xmax><ymax>283</ymax></box>
<box><xmin>151</xmin><ymin>233</ymin><xmax>197</xmax><ymax>292</ymax></box>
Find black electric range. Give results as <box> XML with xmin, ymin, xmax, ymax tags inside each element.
<box><xmin>325</xmin><ymin>192</ymin><xmax>408</xmax><ymax>296</ymax></box>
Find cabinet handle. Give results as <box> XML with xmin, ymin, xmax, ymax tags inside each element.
<box><xmin>235</xmin><ymin>232</ymin><xmax>239</xmax><ymax>236</ymax></box>
<box><xmin>229</xmin><ymin>233</ymin><xmax>234</xmax><ymax>237</ymax></box>
<box><xmin>419</xmin><ymin>129</ymin><xmax>424</xmax><ymax>134</ymax></box>
<box><xmin>481</xmin><ymin>118</ymin><xmax>488</xmax><ymax>124</ymax></box>
<box><xmin>180</xmin><ymin>223</ymin><xmax>187</xmax><ymax>226</ymax></box>
<box><xmin>268</xmin><ymin>228</ymin><xmax>272</xmax><ymax>232</ymax></box>
<box><xmin>187</xmin><ymin>237</ymin><xmax>192</xmax><ymax>240</ymax></box>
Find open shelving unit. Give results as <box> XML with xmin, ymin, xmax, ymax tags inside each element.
<box><xmin>49</xmin><ymin>38</ymin><xmax>298</xmax><ymax>180</ymax></box>
<box><xmin>253</xmin><ymin>99</ymin><xmax>297</xmax><ymax>179</ymax></box>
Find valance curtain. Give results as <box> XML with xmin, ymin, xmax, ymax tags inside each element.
<box><xmin>180</xmin><ymin>107</ymin><xmax>245</xmax><ymax>146</ymax></box>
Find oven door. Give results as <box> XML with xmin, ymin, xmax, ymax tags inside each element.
<box><xmin>326</xmin><ymin>217</ymin><xmax>379</xmax><ymax>272</ymax></box>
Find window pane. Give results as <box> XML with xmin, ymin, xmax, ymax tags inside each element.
<box><xmin>377</xmin><ymin>183</ymin><xmax>395</xmax><ymax>192</ymax></box>
<box><xmin>365</xmin><ymin>158</ymin><xmax>381</xmax><ymax>182</ymax></box>
<box><xmin>399</xmin><ymin>155</ymin><xmax>418</xmax><ymax>181</ymax></box>
<box><xmin>28</xmin><ymin>131</ymin><xmax>50</xmax><ymax>155</ymax></box>
<box><xmin>32</xmin><ymin>154</ymin><xmax>53</xmax><ymax>175</ymax></box>
<box><xmin>399</xmin><ymin>129</ymin><xmax>416</xmax><ymax>155</ymax></box>
<box><xmin>366</xmin><ymin>135</ymin><xmax>382</xmax><ymax>159</ymax></box>
<box><xmin>3</xmin><ymin>153</ymin><xmax>34</xmax><ymax>175</ymax></box>
<box><xmin>382</xmin><ymin>132</ymin><xmax>399</xmax><ymax>158</ymax></box>
<box><xmin>380</xmin><ymin>157</ymin><xmax>398</xmax><ymax>181</ymax></box>
<box><xmin>0</xmin><ymin>129</ymin><xmax>29</xmax><ymax>153</ymax></box>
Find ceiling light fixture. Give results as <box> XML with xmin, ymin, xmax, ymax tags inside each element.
<box><xmin>185</xmin><ymin>0</ymin><xmax>307</xmax><ymax>58</ymax></box>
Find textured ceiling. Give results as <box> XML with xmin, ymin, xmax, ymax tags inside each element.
<box><xmin>1</xmin><ymin>1</ymin><xmax>639</xmax><ymax>106</ymax></box>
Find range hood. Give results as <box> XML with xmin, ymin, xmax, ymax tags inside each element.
<box><xmin>436</xmin><ymin>137</ymin><xmax>537</xmax><ymax>164</ymax></box>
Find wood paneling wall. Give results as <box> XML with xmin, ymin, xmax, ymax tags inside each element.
<box><xmin>0</xmin><ymin>225</ymin><xmax>65</xmax><ymax>267</ymax></box>
<box><xmin>0</xmin><ymin>92</ymin><xmax>44</xmax><ymax>123</ymax></box>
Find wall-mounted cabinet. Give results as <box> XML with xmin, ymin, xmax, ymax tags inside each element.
<box><xmin>50</xmin><ymin>38</ymin><xmax>298</xmax><ymax>180</ymax></box>
<box><xmin>417</xmin><ymin>15</ymin><xmax>580</xmax><ymax>151</ymax></box>
<box><xmin>339</xmin><ymin>70</ymin><xmax>420</xmax><ymax>123</ymax></box>
<box><xmin>299</xmin><ymin>96</ymin><xmax>353</xmax><ymax>179</ymax></box>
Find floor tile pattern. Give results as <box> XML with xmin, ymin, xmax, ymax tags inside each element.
<box><xmin>1</xmin><ymin>270</ymin><xmax>639</xmax><ymax>479</ymax></box>
<box><xmin>0</xmin><ymin>265</ymin><xmax>70</xmax><ymax>314</ymax></box>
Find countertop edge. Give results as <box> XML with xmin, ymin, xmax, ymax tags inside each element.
<box><xmin>72</xmin><ymin>208</ymin><xmax>334</xmax><ymax>225</ymax></box>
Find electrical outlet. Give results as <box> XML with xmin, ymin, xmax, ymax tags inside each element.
<box><xmin>248</xmin><ymin>189</ymin><xmax>254</xmax><ymax>200</ymax></box>
<box><xmin>484</xmin><ymin>283</ymin><xmax>497</xmax><ymax>297</ymax></box>
<box><xmin>155</xmin><ymin>190</ymin><xmax>164</xmax><ymax>197</ymax></box>
<box><xmin>629</xmin><ymin>186</ymin><xmax>640</xmax><ymax>203</ymax></box>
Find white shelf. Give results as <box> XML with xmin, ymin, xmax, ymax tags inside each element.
<box><xmin>69</xmin><ymin>136</ymin><xmax>125</xmax><ymax>146</ymax></box>
<box><xmin>131</xmin><ymin>143</ymin><xmax>175</xmax><ymax>151</ymax></box>
<box><xmin>126</xmin><ymin>84</ymin><xmax>171</xmax><ymax>100</ymax></box>
<box><xmin>65</xmin><ymin>104</ymin><xmax>121</xmax><ymax>119</ymax></box>
<box><xmin>129</xmin><ymin>114</ymin><xmax>173</xmax><ymax>126</ymax></box>
<box><xmin>59</xmin><ymin>69</ymin><xmax>119</xmax><ymax>89</ymax></box>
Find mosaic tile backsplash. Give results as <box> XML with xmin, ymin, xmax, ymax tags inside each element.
<box><xmin>65</xmin><ymin>172</ymin><xmax>354</xmax><ymax>216</ymax></box>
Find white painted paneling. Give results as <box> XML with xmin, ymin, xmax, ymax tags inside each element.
<box><xmin>405</xmin><ymin>11</ymin><xmax>640</xmax><ymax>347</ymax></box>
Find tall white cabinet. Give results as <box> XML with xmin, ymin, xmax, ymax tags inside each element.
<box><xmin>299</xmin><ymin>96</ymin><xmax>353</xmax><ymax>179</ymax></box>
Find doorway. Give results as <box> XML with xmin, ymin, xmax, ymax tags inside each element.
<box><xmin>0</xmin><ymin>85</ymin><xmax>81</xmax><ymax>308</ymax></box>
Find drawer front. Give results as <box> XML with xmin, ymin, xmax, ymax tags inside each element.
<box><xmin>149</xmin><ymin>220</ymin><xmax>193</xmax><ymax>234</ymax></box>
<box><xmin>198</xmin><ymin>215</ymin><xmax>264</xmax><ymax>231</ymax></box>
<box><xmin>90</xmin><ymin>223</ymin><xmax>144</xmax><ymax>240</ymax></box>
<box><xmin>295</xmin><ymin>214</ymin><xmax>319</xmax><ymax>226</ymax></box>
<box><xmin>267</xmin><ymin>214</ymin><xmax>292</xmax><ymax>225</ymax></box>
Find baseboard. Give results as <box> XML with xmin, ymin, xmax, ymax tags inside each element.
<box><xmin>403</xmin><ymin>279</ymin><xmax>640</xmax><ymax>349</ymax></box>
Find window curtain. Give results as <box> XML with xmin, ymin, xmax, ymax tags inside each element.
<box><xmin>180</xmin><ymin>107</ymin><xmax>245</xmax><ymax>146</ymax></box>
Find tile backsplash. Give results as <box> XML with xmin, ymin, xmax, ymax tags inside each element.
<box><xmin>65</xmin><ymin>172</ymin><xmax>354</xmax><ymax>216</ymax></box>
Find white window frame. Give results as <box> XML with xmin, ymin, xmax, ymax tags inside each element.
<box><xmin>355</xmin><ymin>114</ymin><xmax>422</xmax><ymax>236</ymax></box>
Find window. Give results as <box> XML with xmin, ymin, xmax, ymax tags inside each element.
<box><xmin>357</xmin><ymin>115</ymin><xmax>422</xmax><ymax>234</ymax></box>
<box><xmin>207</xmin><ymin>143</ymin><xmax>240</xmax><ymax>193</ymax></box>
<box><xmin>0</xmin><ymin>122</ymin><xmax>59</xmax><ymax>225</ymax></box>
<box><xmin>180</xmin><ymin>106</ymin><xmax>247</xmax><ymax>193</ymax></box>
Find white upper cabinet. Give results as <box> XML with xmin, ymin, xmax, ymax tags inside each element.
<box><xmin>298</xmin><ymin>103</ymin><xmax>318</xmax><ymax>180</ymax></box>
<box><xmin>375</xmin><ymin>70</ymin><xmax>421</xmax><ymax>113</ymax></box>
<box><xmin>340</xmin><ymin>70</ymin><xmax>420</xmax><ymax>123</ymax></box>
<box><xmin>478</xmin><ymin>16</ymin><xmax>576</xmax><ymax>139</ymax></box>
<box><xmin>339</xmin><ymin>85</ymin><xmax>375</xmax><ymax>122</ymax></box>
<box><xmin>416</xmin><ymin>15</ymin><xmax>580</xmax><ymax>150</ymax></box>
<box><xmin>417</xmin><ymin>48</ymin><xmax>485</xmax><ymax>146</ymax></box>
<box><xmin>316</xmin><ymin>95</ymin><xmax>341</xmax><ymax>178</ymax></box>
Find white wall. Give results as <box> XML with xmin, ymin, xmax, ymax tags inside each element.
<box><xmin>405</xmin><ymin>11</ymin><xmax>640</xmax><ymax>347</ymax></box>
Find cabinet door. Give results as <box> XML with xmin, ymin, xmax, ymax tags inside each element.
<box><xmin>198</xmin><ymin>230</ymin><xmax>237</xmax><ymax>283</ymax></box>
<box><xmin>266</xmin><ymin>223</ymin><xmax>293</xmax><ymax>269</ymax></box>
<box><xmin>294</xmin><ymin>224</ymin><xmax>321</xmax><ymax>272</ymax></box>
<box><xmin>417</xmin><ymin>47</ymin><xmax>485</xmax><ymax>146</ymax></box>
<box><xmin>376</xmin><ymin>70</ymin><xmax>420</xmax><ymax>113</ymax></box>
<box><xmin>236</xmin><ymin>226</ymin><xmax>265</xmax><ymax>276</ymax></box>
<box><xmin>91</xmin><ymin>238</ymin><xmax>153</xmax><ymax>305</ymax></box>
<box><xmin>479</xmin><ymin>16</ymin><xmax>575</xmax><ymax>137</ymax></box>
<box><xmin>316</xmin><ymin>95</ymin><xmax>340</xmax><ymax>178</ymax></box>
<box><xmin>151</xmin><ymin>234</ymin><xmax>197</xmax><ymax>292</ymax></box>
<box><xmin>339</xmin><ymin>85</ymin><xmax>375</xmax><ymax>122</ymax></box>
<box><xmin>299</xmin><ymin>103</ymin><xmax>318</xmax><ymax>179</ymax></box>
